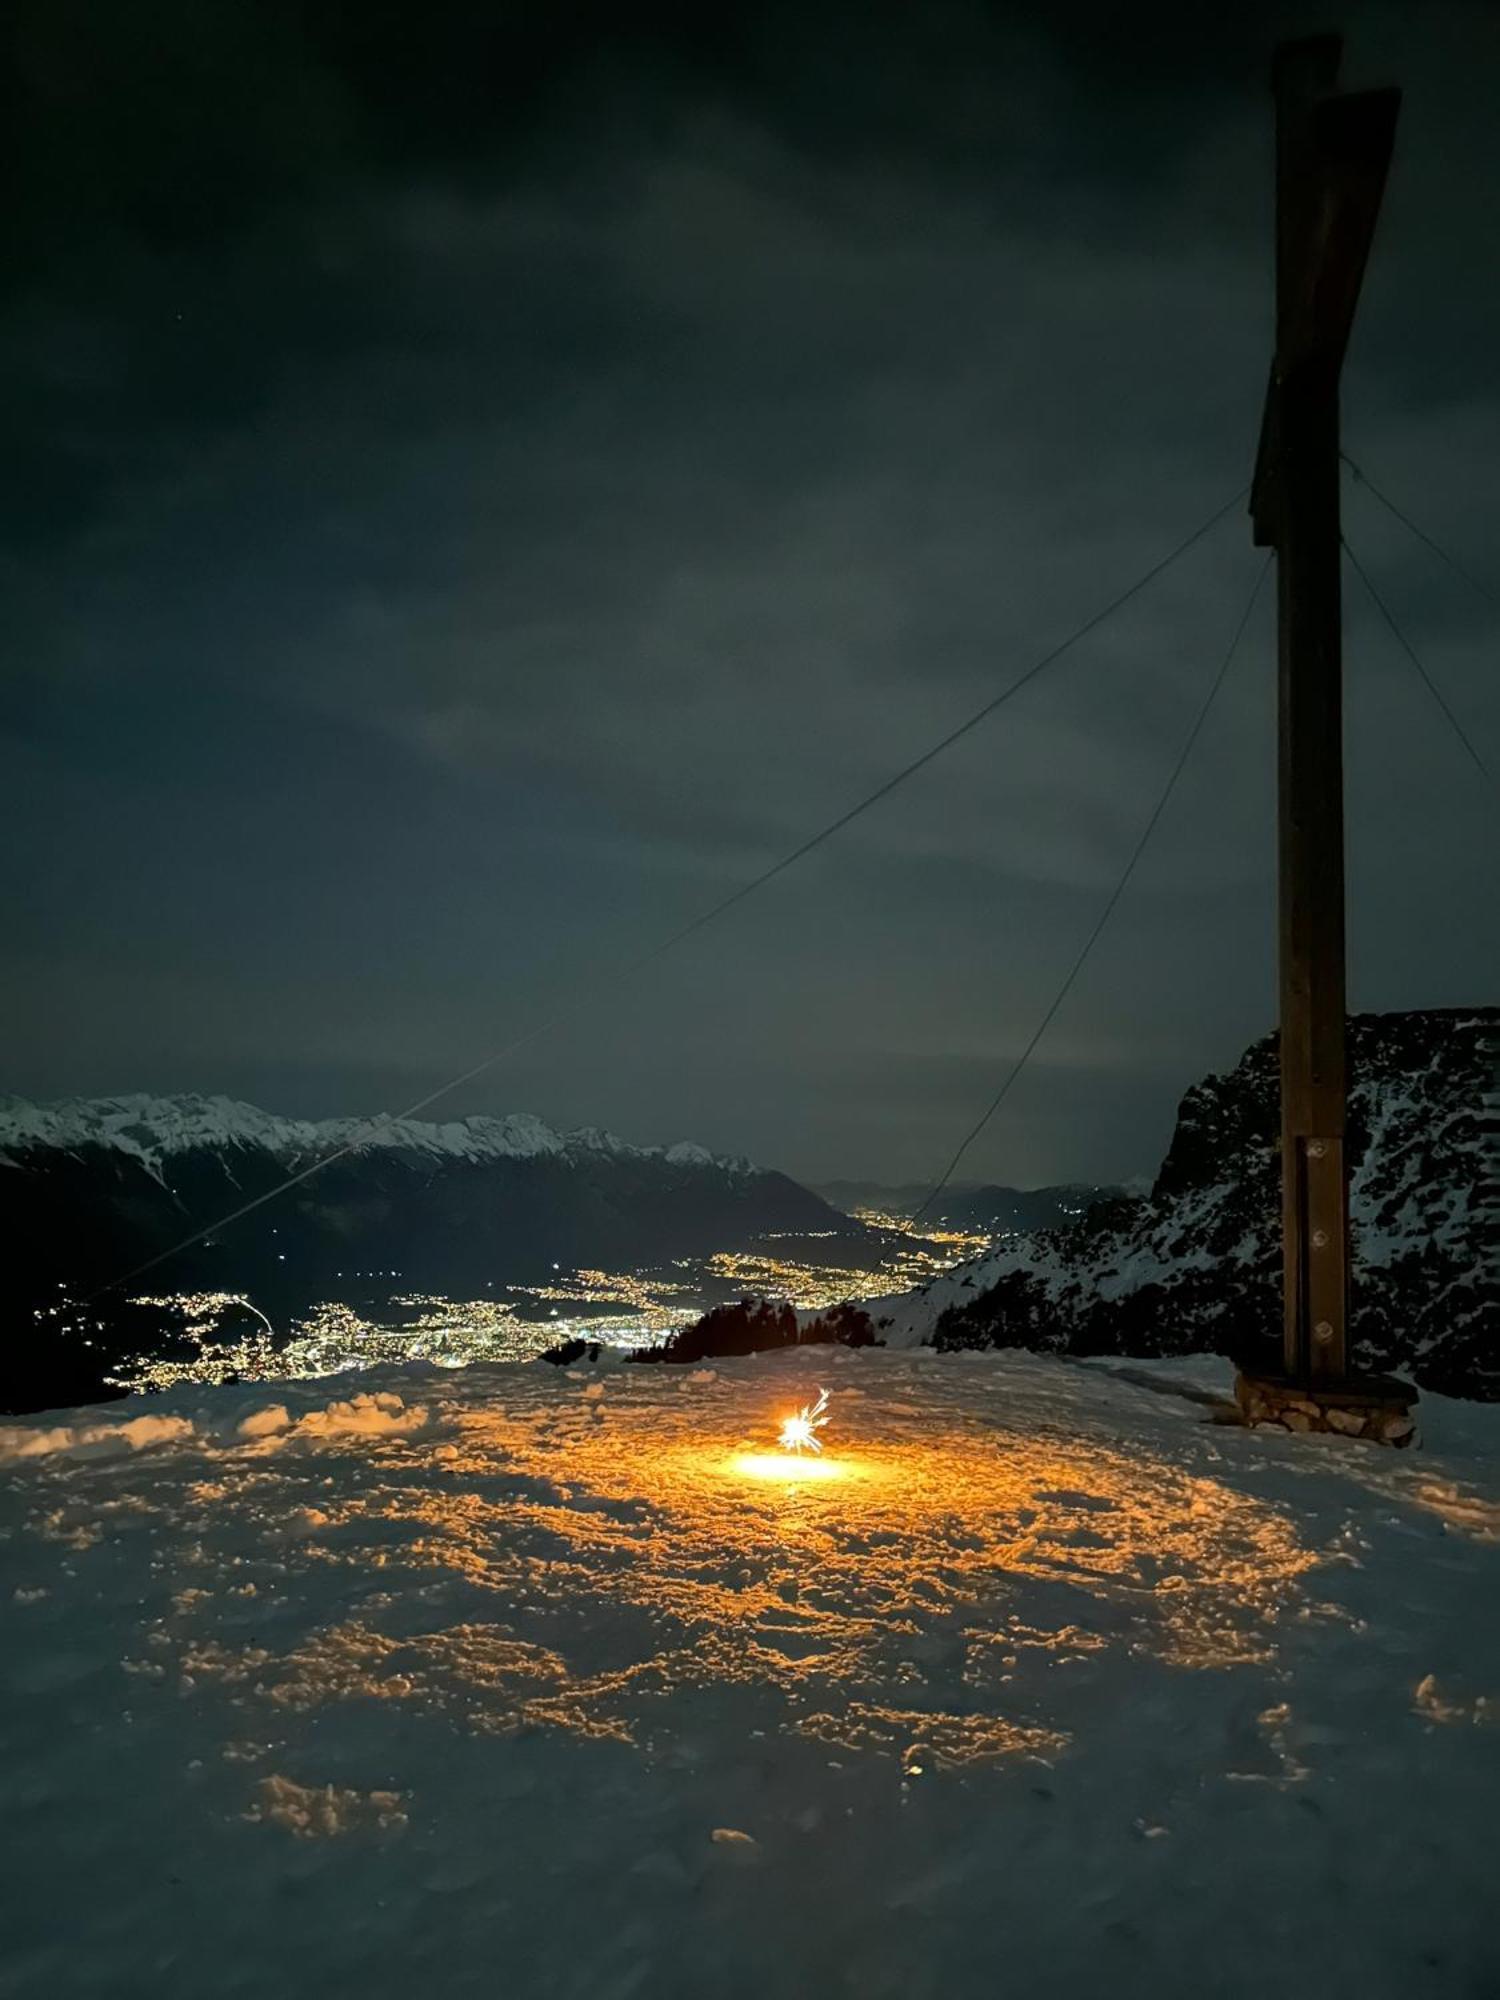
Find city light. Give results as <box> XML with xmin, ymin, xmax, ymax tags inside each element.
<box><xmin>103</xmin><ymin>1217</ymin><xmax>1004</xmax><ymax>1394</ymax></box>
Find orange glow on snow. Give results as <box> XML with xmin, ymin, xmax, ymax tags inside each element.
<box><xmin>727</xmin><ymin>1450</ymin><xmax>848</xmax><ymax>1483</ymax></box>
<box><xmin>161</xmin><ymin>1368</ymin><xmax>1331</xmax><ymax>1771</ymax></box>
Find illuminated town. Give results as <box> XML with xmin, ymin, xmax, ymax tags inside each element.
<box><xmin>101</xmin><ymin>1215</ymin><xmax>999</xmax><ymax>1394</ymax></box>
<box><xmin>704</xmin><ymin>1212</ymin><xmax>991</xmax><ymax>1312</ymax></box>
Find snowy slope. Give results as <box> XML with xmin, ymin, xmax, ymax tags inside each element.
<box><xmin>3</xmin><ymin>1348</ymin><xmax>1498</xmax><ymax>2000</ymax></box>
<box><xmin>870</xmin><ymin>1009</ymin><xmax>1498</xmax><ymax>1396</ymax></box>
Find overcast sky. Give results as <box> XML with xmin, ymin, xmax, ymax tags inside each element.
<box><xmin>4</xmin><ymin>0</ymin><xmax>1497</xmax><ymax>1186</ymax></box>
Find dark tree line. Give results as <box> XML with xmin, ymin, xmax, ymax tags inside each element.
<box><xmin>542</xmin><ymin>1296</ymin><xmax>876</xmax><ymax>1368</ymax></box>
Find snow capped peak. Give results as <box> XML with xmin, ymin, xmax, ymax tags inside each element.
<box><xmin>564</xmin><ymin>1125</ymin><xmax>635</xmax><ymax>1158</ymax></box>
<box><xmin>0</xmin><ymin>1093</ymin><xmax>315</xmax><ymax>1169</ymax></box>
<box><xmin>316</xmin><ymin>1111</ymin><xmax>572</xmax><ymax>1164</ymax></box>
<box><xmin>661</xmin><ymin>1140</ymin><xmax>756</xmax><ymax>1176</ymax></box>
<box><xmin>0</xmin><ymin>1092</ymin><xmax>761</xmax><ymax>1179</ymax></box>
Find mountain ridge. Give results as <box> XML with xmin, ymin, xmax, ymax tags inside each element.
<box><xmin>0</xmin><ymin>1092</ymin><xmax>758</xmax><ymax>1180</ymax></box>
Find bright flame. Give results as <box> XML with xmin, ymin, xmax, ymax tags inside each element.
<box><xmin>778</xmin><ymin>1386</ymin><xmax>831</xmax><ymax>1455</ymax></box>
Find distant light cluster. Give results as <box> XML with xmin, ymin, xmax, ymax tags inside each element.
<box><xmin>112</xmin><ymin>1292</ymin><xmax>282</xmax><ymax>1391</ymax></box>
<box><xmin>508</xmin><ymin>1267</ymin><xmax>694</xmax><ymax>1322</ymax></box>
<box><xmin>706</xmin><ymin>1217</ymin><xmax>991</xmax><ymax>1311</ymax></box>
<box><xmin>853</xmin><ymin>1209</ymin><xmax>994</xmax><ymax>1261</ymax></box>
<box><xmin>110</xmin><ymin>1293</ymin><xmax>543</xmax><ymax>1394</ymax></box>
<box><xmin>108</xmin><ymin>1273</ymin><xmax>692</xmax><ymax>1395</ymax></box>
<box><xmin>100</xmin><ymin>1221</ymin><xmax>998</xmax><ymax>1396</ymax></box>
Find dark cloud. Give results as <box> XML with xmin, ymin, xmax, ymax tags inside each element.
<box><xmin>4</xmin><ymin>0</ymin><xmax>1497</xmax><ymax>1182</ymax></box>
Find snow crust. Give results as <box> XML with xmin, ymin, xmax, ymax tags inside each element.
<box><xmin>3</xmin><ymin>1349</ymin><xmax>1498</xmax><ymax>1998</ymax></box>
<box><xmin>0</xmin><ymin>1091</ymin><xmax>757</xmax><ymax>1178</ymax></box>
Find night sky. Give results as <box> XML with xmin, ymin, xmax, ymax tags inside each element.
<box><xmin>5</xmin><ymin>1</ymin><xmax>1497</xmax><ymax>1187</ymax></box>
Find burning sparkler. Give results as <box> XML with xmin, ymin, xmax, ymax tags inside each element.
<box><xmin>778</xmin><ymin>1386</ymin><xmax>831</xmax><ymax>1455</ymax></box>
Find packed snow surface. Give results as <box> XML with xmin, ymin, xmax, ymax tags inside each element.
<box><xmin>3</xmin><ymin>1350</ymin><xmax>1498</xmax><ymax>1999</ymax></box>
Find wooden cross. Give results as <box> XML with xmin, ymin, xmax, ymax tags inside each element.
<box><xmin>1249</xmin><ymin>37</ymin><xmax>1399</xmax><ymax>1385</ymax></box>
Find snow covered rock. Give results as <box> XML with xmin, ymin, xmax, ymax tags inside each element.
<box><xmin>875</xmin><ymin>1009</ymin><xmax>1498</xmax><ymax>1397</ymax></box>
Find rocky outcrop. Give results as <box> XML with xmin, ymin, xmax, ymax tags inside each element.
<box><xmin>878</xmin><ymin>1010</ymin><xmax>1498</xmax><ymax>1398</ymax></box>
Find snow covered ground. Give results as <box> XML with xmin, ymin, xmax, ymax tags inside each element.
<box><xmin>3</xmin><ymin>1349</ymin><xmax>1498</xmax><ymax>2000</ymax></box>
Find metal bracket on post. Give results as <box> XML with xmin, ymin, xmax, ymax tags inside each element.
<box><xmin>1300</xmin><ymin>1134</ymin><xmax>1346</xmax><ymax>1382</ymax></box>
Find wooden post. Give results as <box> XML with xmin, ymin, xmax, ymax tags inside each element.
<box><xmin>1250</xmin><ymin>38</ymin><xmax>1400</xmax><ymax>1386</ymax></box>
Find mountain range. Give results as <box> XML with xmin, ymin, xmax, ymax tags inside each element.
<box><xmin>7</xmin><ymin>1004</ymin><xmax>1494</xmax><ymax>1409</ymax></box>
<box><xmin>0</xmin><ymin>1094</ymin><xmax>855</xmax><ymax>1411</ymax></box>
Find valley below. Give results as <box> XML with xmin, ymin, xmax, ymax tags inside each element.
<box><xmin>100</xmin><ymin>1211</ymin><xmax>994</xmax><ymax>1396</ymax></box>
